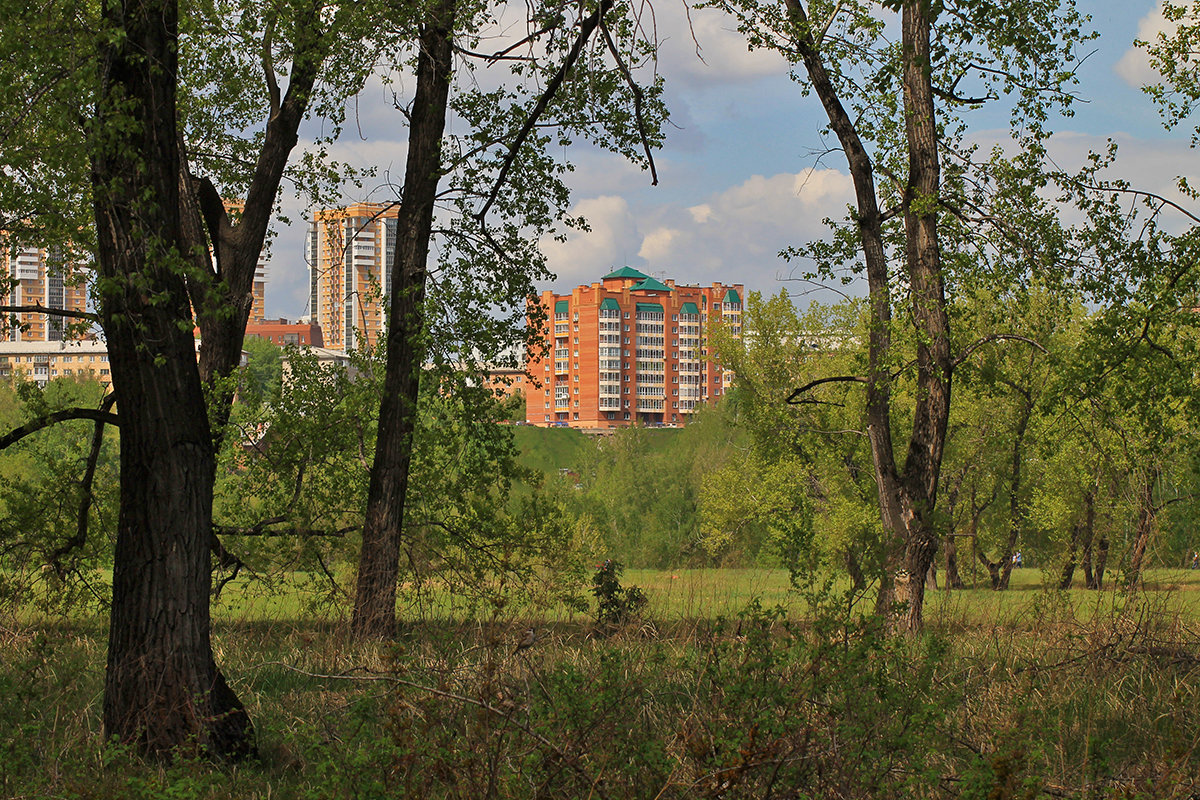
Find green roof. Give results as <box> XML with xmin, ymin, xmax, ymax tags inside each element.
<box><xmin>680</xmin><ymin>302</ymin><xmax>699</xmax><ymax>315</ymax></box>
<box><xmin>599</xmin><ymin>297</ymin><xmax>620</xmax><ymax>311</ymax></box>
<box><xmin>602</xmin><ymin>266</ymin><xmax>649</xmax><ymax>280</ymax></box>
<box><xmin>632</xmin><ymin>277</ymin><xmax>671</xmax><ymax>292</ymax></box>
<box><xmin>636</xmin><ymin>302</ymin><xmax>663</xmax><ymax>314</ymax></box>
<box><xmin>554</xmin><ymin>300</ymin><xmax>568</xmax><ymax>313</ymax></box>
<box><xmin>723</xmin><ymin>289</ymin><xmax>741</xmax><ymax>304</ymax></box>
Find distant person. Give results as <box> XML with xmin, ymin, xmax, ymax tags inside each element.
<box><xmin>1191</xmin><ymin>551</ymin><xmax>1198</xmax><ymax>570</ymax></box>
<box><xmin>1013</xmin><ymin>551</ymin><xmax>1023</xmax><ymax>568</ymax></box>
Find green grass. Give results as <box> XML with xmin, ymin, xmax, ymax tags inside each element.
<box><xmin>6</xmin><ymin>566</ymin><xmax>1200</xmax><ymax>798</ymax></box>
<box><xmin>510</xmin><ymin>425</ymin><xmax>594</xmax><ymax>475</ymax></box>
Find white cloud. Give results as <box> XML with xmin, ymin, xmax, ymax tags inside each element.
<box><xmin>540</xmin><ymin>195</ymin><xmax>643</xmax><ymax>287</ymax></box>
<box><xmin>539</xmin><ymin>167</ymin><xmax>855</xmax><ymax>298</ymax></box>
<box><xmin>1115</xmin><ymin>2</ymin><xmax>1174</xmax><ymax>87</ymax></box>
<box><xmin>638</xmin><ymin>226</ymin><xmax>681</xmax><ymax>261</ymax></box>
<box><xmin>655</xmin><ymin>3</ymin><xmax>788</xmax><ymax>87</ymax></box>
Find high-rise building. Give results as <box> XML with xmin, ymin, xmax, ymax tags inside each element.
<box><xmin>527</xmin><ymin>267</ymin><xmax>744</xmax><ymax>429</ymax></box>
<box><xmin>306</xmin><ymin>202</ymin><xmax>398</xmax><ymax>351</ymax></box>
<box><xmin>0</xmin><ymin>241</ymin><xmax>89</xmax><ymax>342</ymax></box>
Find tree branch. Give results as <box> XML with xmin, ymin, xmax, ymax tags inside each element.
<box><xmin>598</xmin><ymin>16</ymin><xmax>659</xmax><ymax>185</ymax></box>
<box><xmin>953</xmin><ymin>334</ymin><xmax>1047</xmax><ymax>368</ymax></box>
<box><xmin>48</xmin><ymin>392</ymin><xmax>117</xmax><ymax>575</ymax></box>
<box><xmin>213</xmin><ymin>524</ymin><xmax>358</xmax><ymax>538</ymax></box>
<box><xmin>475</xmin><ymin>0</ymin><xmax>615</xmax><ymax>223</ymax></box>
<box><xmin>786</xmin><ymin>375</ymin><xmax>868</xmax><ymax>404</ymax></box>
<box><xmin>0</xmin><ymin>304</ymin><xmax>99</xmax><ymax>322</ymax></box>
<box><xmin>0</xmin><ymin>408</ymin><xmax>120</xmax><ymax>451</ymax></box>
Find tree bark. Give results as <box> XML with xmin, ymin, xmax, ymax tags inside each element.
<box><xmin>351</xmin><ymin>0</ymin><xmax>456</xmax><ymax>639</ymax></box>
<box><xmin>92</xmin><ymin>0</ymin><xmax>251</xmax><ymax>758</ymax></box>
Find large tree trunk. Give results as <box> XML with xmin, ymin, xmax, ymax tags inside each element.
<box><xmin>352</xmin><ymin>1</ymin><xmax>456</xmax><ymax>639</ymax></box>
<box><xmin>92</xmin><ymin>0</ymin><xmax>251</xmax><ymax>757</ymax></box>
<box><xmin>891</xmin><ymin>0</ymin><xmax>950</xmax><ymax>633</ymax></box>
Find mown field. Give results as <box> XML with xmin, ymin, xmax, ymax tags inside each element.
<box><xmin>5</xmin><ymin>567</ymin><xmax>1200</xmax><ymax>799</ymax></box>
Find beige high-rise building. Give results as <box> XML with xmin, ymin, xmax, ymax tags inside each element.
<box><xmin>306</xmin><ymin>202</ymin><xmax>398</xmax><ymax>351</ymax></box>
<box><xmin>0</xmin><ymin>241</ymin><xmax>89</xmax><ymax>342</ymax></box>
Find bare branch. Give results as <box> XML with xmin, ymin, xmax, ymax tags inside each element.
<box><xmin>0</xmin><ymin>408</ymin><xmax>120</xmax><ymax>451</ymax></box>
<box><xmin>597</xmin><ymin>16</ymin><xmax>659</xmax><ymax>185</ymax></box>
<box><xmin>0</xmin><ymin>304</ymin><xmax>99</xmax><ymax>322</ymax></box>
<box><xmin>953</xmin><ymin>334</ymin><xmax>1047</xmax><ymax>368</ymax></box>
<box><xmin>213</xmin><ymin>524</ymin><xmax>358</xmax><ymax>538</ymax></box>
<box><xmin>786</xmin><ymin>375</ymin><xmax>867</xmax><ymax>404</ymax></box>
<box><xmin>48</xmin><ymin>392</ymin><xmax>117</xmax><ymax>575</ymax></box>
<box><xmin>474</xmin><ymin>0</ymin><xmax>615</xmax><ymax>223</ymax></box>
<box><xmin>262</xmin><ymin>13</ymin><xmax>281</xmax><ymax>119</ymax></box>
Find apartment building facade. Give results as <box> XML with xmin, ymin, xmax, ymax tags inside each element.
<box><xmin>0</xmin><ymin>340</ymin><xmax>112</xmax><ymax>385</ymax></box>
<box><xmin>1</xmin><ymin>242</ymin><xmax>89</xmax><ymax>342</ymax></box>
<box><xmin>527</xmin><ymin>267</ymin><xmax>743</xmax><ymax>429</ymax></box>
<box><xmin>306</xmin><ymin>202</ymin><xmax>397</xmax><ymax>351</ymax></box>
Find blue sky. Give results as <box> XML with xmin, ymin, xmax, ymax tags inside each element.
<box><xmin>266</xmin><ymin>0</ymin><xmax>1195</xmax><ymax>319</ymax></box>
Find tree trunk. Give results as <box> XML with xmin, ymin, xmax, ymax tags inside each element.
<box><xmin>1093</xmin><ymin>534</ymin><xmax>1108</xmax><ymax>590</ymax></box>
<box><xmin>976</xmin><ymin>550</ymin><xmax>1002</xmax><ymax>590</ymax></box>
<box><xmin>890</xmin><ymin>0</ymin><xmax>950</xmax><ymax>633</ymax></box>
<box><xmin>786</xmin><ymin>0</ymin><xmax>951</xmax><ymax>633</ymax></box>
<box><xmin>945</xmin><ymin>533</ymin><xmax>964</xmax><ymax>589</ymax></box>
<box><xmin>997</xmin><ymin>399</ymin><xmax>1031</xmax><ymax>590</ymax></box>
<box><xmin>92</xmin><ymin>0</ymin><xmax>251</xmax><ymax>757</ymax></box>
<box><xmin>184</xmin><ymin>0</ymin><xmax>327</xmax><ymax>434</ymax></box>
<box><xmin>1058</xmin><ymin>520</ymin><xmax>1081</xmax><ymax>590</ymax></box>
<box><xmin>845</xmin><ymin>549</ymin><xmax>866</xmax><ymax>591</ymax></box>
<box><xmin>1125</xmin><ymin>469</ymin><xmax>1159</xmax><ymax>591</ymax></box>
<box><xmin>352</xmin><ymin>1</ymin><xmax>456</xmax><ymax>639</ymax></box>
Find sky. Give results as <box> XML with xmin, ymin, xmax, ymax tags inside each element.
<box><xmin>264</xmin><ymin>1</ymin><xmax>1197</xmax><ymax>320</ymax></box>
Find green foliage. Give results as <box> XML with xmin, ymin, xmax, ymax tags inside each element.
<box><xmin>591</xmin><ymin>559</ymin><xmax>648</xmax><ymax>625</ymax></box>
<box><xmin>239</xmin><ymin>336</ymin><xmax>282</xmax><ymax>405</ymax></box>
<box><xmin>212</xmin><ymin>344</ymin><xmax>588</xmax><ymax>616</ymax></box>
<box><xmin>0</xmin><ymin>378</ymin><xmax>117</xmax><ymax>618</ymax></box>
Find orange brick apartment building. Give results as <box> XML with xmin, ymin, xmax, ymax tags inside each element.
<box><xmin>527</xmin><ymin>267</ymin><xmax>743</xmax><ymax>429</ymax></box>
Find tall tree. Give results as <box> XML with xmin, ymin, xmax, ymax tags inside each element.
<box><xmin>89</xmin><ymin>0</ymin><xmax>253</xmax><ymax>756</ymax></box>
<box><xmin>0</xmin><ymin>0</ymin><xmax>397</xmax><ymax>756</ymax></box>
<box><xmin>351</xmin><ymin>0</ymin><xmax>664</xmax><ymax>637</ymax></box>
<box><xmin>710</xmin><ymin>0</ymin><xmax>1092</xmax><ymax>630</ymax></box>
